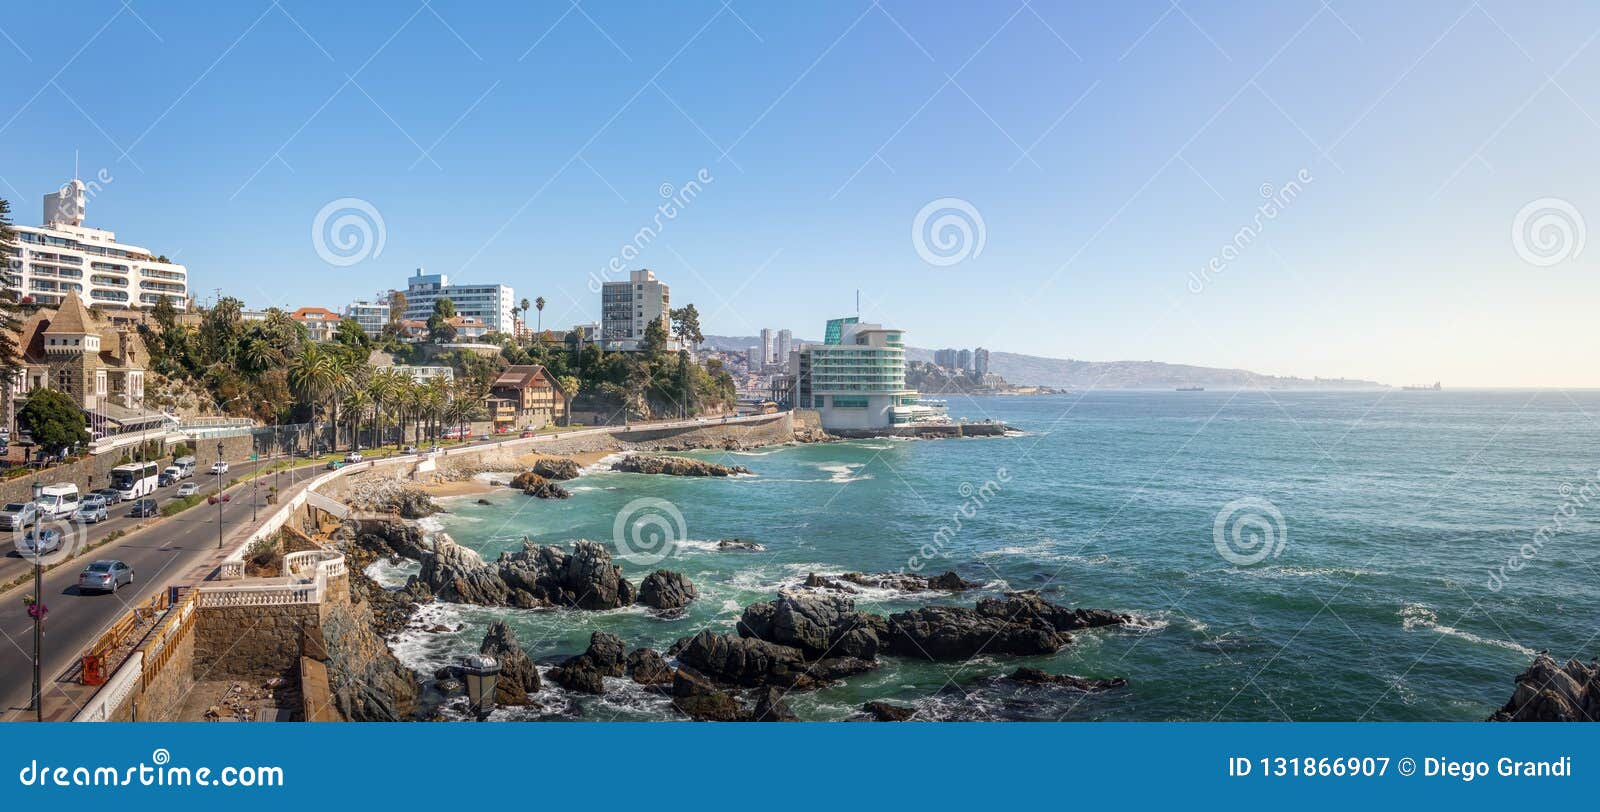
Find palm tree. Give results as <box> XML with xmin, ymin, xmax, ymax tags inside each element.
<box><xmin>288</xmin><ymin>344</ymin><xmax>339</xmax><ymax>455</ymax></box>
<box><xmin>342</xmin><ymin>388</ymin><xmax>369</xmax><ymax>451</ymax></box>
<box><xmin>519</xmin><ymin>298</ymin><xmax>531</xmax><ymax>343</ymax></box>
<box><xmin>534</xmin><ymin>296</ymin><xmax>546</xmax><ymax>337</ymax></box>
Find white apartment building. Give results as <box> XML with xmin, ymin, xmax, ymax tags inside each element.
<box><xmin>401</xmin><ymin>268</ymin><xmax>514</xmax><ymax>334</ymax></box>
<box><xmin>792</xmin><ymin>317</ymin><xmax>943</xmax><ymax>430</ymax></box>
<box><xmin>345</xmin><ymin>299</ymin><xmax>390</xmax><ymax>337</ymax></box>
<box><xmin>760</xmin><ymin>328</ymin><xmax>774</xmax><ymax>367</ymax></box>
<box><xmin>777</xmin><ymin>329</ymin><xmax>793</xmax><ymax>365</ymax></box>
<box><xmin>600</xmin><ymin>269</ymin><xmax>671</xmax><ymax>350</ymax></box>
<box><xmin>3</xmin><ymin>180</ymin><xmax>189</xmax><ymax>310</ymax></box>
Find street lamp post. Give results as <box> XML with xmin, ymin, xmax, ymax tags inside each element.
<box><xmin>460</xmin><ymin>654</ymin><xmax>501</xmax><ymax>721</ymax></box>
<box><xmin>28</xmin><ymin>479</ymin><xmax>44</xmax><ymax>722</ymax></box>
<box><xmin>215</xmin><ymin>440</ymin><xmax>225</xmax><ymax>550</ymax></box>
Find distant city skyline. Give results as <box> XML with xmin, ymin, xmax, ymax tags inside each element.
<box><xmin>3</xmin><ymin>3</ymin><xmax>1598</xmax><ymax>386</ymax></box>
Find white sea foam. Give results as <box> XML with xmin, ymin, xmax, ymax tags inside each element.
<box><xmin>815</xmin><ymin>462</ymin><xmax>872</xmax><ymax>483</ymax></box>
<box><xmin>1400</xmin><ymin>603</ymin><xmax>1536</xmax><ymax>656</ymax></box>
<box><xmin>364</xmin><ymin>557</ymin><xmax>420</xmax><ymax>590</ymax></box>
<box><xmin>582</xmin><ymin>452</ymin><xmax>630</xmax><ymax>474</ymax></box>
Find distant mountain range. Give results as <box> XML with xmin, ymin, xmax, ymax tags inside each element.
<box><xmin>703</xmin><ymin>335</ymin><xmax>1385</xmax><ymax>390</ymax></box>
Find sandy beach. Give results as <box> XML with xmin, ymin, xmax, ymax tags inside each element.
<box><xmin>418</xmin><ymin>450</ymin><xmax>620</xmax><ymax>497</ymax></box>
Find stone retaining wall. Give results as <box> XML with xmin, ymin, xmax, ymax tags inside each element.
<box><xmin>193</xmin><ymin>601</ymin><xmax>325</xmax><ymax>681</ymax></box>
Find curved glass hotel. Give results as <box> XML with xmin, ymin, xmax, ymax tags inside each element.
<box><xmin>2</xmin><ymin>180</ymin><xmax>189</xmax><ymax>310</ymax></box>
<box><xmin>792</xmin><ymin>316</ymin><xmax>943</xmax><ymax>430</ymax></box>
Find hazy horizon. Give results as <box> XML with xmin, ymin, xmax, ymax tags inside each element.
<box><xmin>2</xmin><ymin>2</ymin><xmax>1596</xmax><ymax>386</ymax></box>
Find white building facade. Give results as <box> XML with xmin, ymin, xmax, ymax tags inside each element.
<box><xmin>402</xmin><ymin>268</ymin><xmax>514</xmax><ymax>333</ymax></box>
<box><xmin>3</xmin><ymin>180</ymin><xmax>189</xmax><ymax>310</ymax></box>
<box><xmin>600</xmin><ymin>269</ymin><xmax>671</xmax><ymax>350</ymax></box>
<box><xmin>345</xmin><ymin>299</ymin><xmax>390</xmax><ymax>337</ymax></box>
<box><xmin>792</xmin><ymin>317</ymin><xmax>938</xmax><ymax>430</ymax></box>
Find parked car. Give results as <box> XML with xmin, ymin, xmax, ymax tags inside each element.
<box><xmin>401</xmin><ymin>445</ymin><xmax>418</xmax><ymax>454</ymax></box>
<box><xmin>209</xmin><ymin>461</ymin><xmax>230</xmax><ymax>475</ymax></box>
<box><xmin>78</xmin><ymin>560</ymin><xmax>133</xmax><ymax>594</ymax></box>
<box><xmin>91</xmin><ymin>487</ymin><xmax>124</xmax><ymax>504</ymax></box>
<box><xmin>129</xmin><ymin>498</ymin><xmax>159</xmax><ymax>518</ymax></box>
<box><xmin>17</xmin><ymin>527</ymin><xmax>64</xmax><ymax>556</ymax></box>
<box><xmin>325</xmin><ymin>460</ymin><xmax>344</xmax><ymax>470</ymax></box>
<box><xmin>159</xmin><ymin>468</ymin><xmax>179</xmax><ymax>486</ymax></box>
<box><xmin>75</xmin><ymin>496</ymin><xmax>109</xmax><ymax>523</ymax></box>
<box><xmin>0</xmin><ymin>501</ymin><xmax>38</xmax><ymax>531</ymax></box>
<box><xmin>344</xmin><ymin>451</ymin><xmax>363</xmax><ymax>463</ymax></box>
<box><xmin>175</xmin><ymin>482</ymin><xmax>199</xmax><ymax>498</ymax></box>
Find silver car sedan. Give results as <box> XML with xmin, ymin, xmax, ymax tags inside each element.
<box><xmin>78</xmin><ymin>560</ymin><xmax>134</xmax><ymax>594</ymax></box>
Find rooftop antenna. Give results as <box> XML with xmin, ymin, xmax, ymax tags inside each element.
<box><xmin>855</xmin><ymin>289</ymin><xmax>860</xmax><ymax>317</ymax></box>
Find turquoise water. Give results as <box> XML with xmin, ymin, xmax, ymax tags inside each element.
<box><xmin>380</xmin><ymin>391</ymin><xmax>1600</xmax><ymax>721</ymax></box>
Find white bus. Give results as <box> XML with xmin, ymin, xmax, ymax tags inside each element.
<box><xmin>110</xmin><ymin>461</ymin><xmax>161</xmax><ymax>500</ymax></box>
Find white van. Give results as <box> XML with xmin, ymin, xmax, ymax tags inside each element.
<box><xmin>36</xmin><ymin>483</ymin><xmax>81</xmax><ymax>518</ymax></box>
<box><xmin>173</xmin><ymin>456</ymin><xmax>197</xmax><ymax>479</ymax></box>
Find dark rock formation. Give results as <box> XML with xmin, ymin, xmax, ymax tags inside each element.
<box><xmin>1490</xmin><ymin>655</ymin><xmax>1600</xmax><ymax>721</ymax></box>
<box><xmin>717</xmin><ymin>538</ymin><xmax>765</xmax><ymax>551</ymax></box>
<box><xmin>391</xmin><ymin>489</ymin><xmax>442</xmax><ymax>519</ymax></box>
<box><xmin>976</xmin><ymin>591</ymin><xmax>1132</xmax><ymax>632</ymax></box>
<box><xmin>861</xmin><ymin>701</ymin><xmax>916</xmax><ymax>721</ymax></box>
<box><xmin>611</xmin><ymin>455</ymin><xmax>751</xmax><ymax>477</ymax></box>
<box><xmin>671</xmin><ymin>629</ymin><xmax>876</xmax><ymax>690</ymax></box>
<box><xmin>625</xmin><ymin>648</ymin><xmax>674</xmax><ymax>686</ymax></box>
<box><xmin>508</xmin><ymin>471</ymin><xmax>570</xmax><ymax>499</ymax></box>
<box><xmin>549</xmin><ymin>631</ymin><xmax>627</xmax><ymax>694</ymax></box>
<box><xmin>801</xmin><ymin>570</ymin><xmax>978</xmax><ymax>594</ymax></box>
<box><xmin>475</xmin><ymin>498</ymin><xmax>493</xmax><ymax>506</ymax></box>
<box><xmin>882</xmin><ymin>592</ymin><xmax>1131</xmax><ymax>662</ymax></box>
<box><xmin>884</xmin><ymin>606</ymin><xmax>1062</xmax><ymax>660</ymax></box>
<box><xmin>639</xmin><ymin>570</ymin><xmax>697</xmax><ymax>611</ymax></box>
<box><xmin>1006</xmin><ymin>666</ymin><xmax>1126</xmax><ymax>691</ymax></box>
<box><xmin>671</xmin><ymin>668</ymin><xmax>743</xmax><ymax>721</ymax></box>
<box><xmin>751</xmin><ymin>687</ymin><xmax>798</xmax><ymax>722</ymax></box>
<box><xmin>738</xmin><ymin>592</ymin><xmax>887</xmax><ymax>660</ymax></box>
<box><xmin>418</xmin><ymin>537</ymin><xmax>637</xmax><ymax>610</ymax></box>
<box><xmin>530</xmin><ymin>458</ymin><xmax>581</xmax><ymax>481</ymax></box>
<box><xmin>320</xmin><ymin>579</ymin><xmax>420</xmax><ymax>721</ymax></box>
<box><xmin>478</xmin><ymin>621</ymin><xmax>542</xmax><ymax>704</ymax></box>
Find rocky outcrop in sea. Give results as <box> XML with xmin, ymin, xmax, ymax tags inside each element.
<box><xmin>611</xmin><ymin>455</ymin><xmax>752</xmax><ymax>477</ymax></box>
<box><xmin>639</xmin><ymin>569</ymin><xmax>698</xmax><ymax>611</ymax></box>
<box><xmin>508</xmin><ymin>471</ymin><xmax>571</xmax><ymax>499</ymax></box>
<box><xmin>1490</xmin><ymin>655</ymin><xmax>1600</xmax><ymax>721</ymax></box>
<box><xmin>529</xmin><ymin>458</ymin><xmax>581</xmax><ymax>480</ymax></box>
<box><xmin>801</xmin><ymin>570</ymin><xmax>978</xmax><ymax>594</ymax></box>
<box><xmin>549</xmin><ymin>631</ymin><xmax>628</xmax><ymax>694</ymax></box>
<box><xmin>478</xmin><ymin>621</ymin><xmax>543</xmax><ymax>704</ymax></box>
<box><xmin>417</xmin><ymin>537</ymin><xmax>641</xmax><ymax>610</ymax></box>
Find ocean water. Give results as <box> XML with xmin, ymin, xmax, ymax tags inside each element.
<box><xmin>382</xmin><ymin>391</ymin><xmax>1600</xmax><ymax>721</ymax></box>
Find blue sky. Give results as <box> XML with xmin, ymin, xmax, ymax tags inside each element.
<box><xmin>2</xmin><ymin>1</ymin><xmax>1598</xmax><ymax>386</ymax></box>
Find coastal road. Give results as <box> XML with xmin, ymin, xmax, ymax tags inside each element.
<box><xmin>0</xmin><ymin>458</ymin><xmax>322</xmax><ymax>721</ymax></box>
<box><xmin>0</xmin><ymin>412</ymin><xmax>787</xmax><ymax>720</ymax></box>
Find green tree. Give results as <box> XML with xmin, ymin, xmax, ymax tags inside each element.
<box><xmin>534</xmin><ymin>296</ymin><xmax>546</xmax><ymax>335</ymax></box>
<box><xmin>670</xmin><ymin>304</ymin><xmax>704</xmax><ymax>348</ymax></box>
<box><xmin>427</xmin><ymin>298</ymin><xmax>457</xmax><ymax>343</ymax></box>
<box><xmin>641</xmin><ymin>317</ymin><xmax>669</xmax><ymax>358</ymax></box>
<box><xmin>0</xmin><ymin>198</ymin><xmax>24</xmax><ymax>415</ymax></box>
<box><xmin>18</xmin><ymin>388</ymin><xmax>89</xmax><ymax>455</ymax></box>
<box><xmin>387</xmin><ymin>290</ymin><xmax>407</xmax><ymax>324</ymax></box>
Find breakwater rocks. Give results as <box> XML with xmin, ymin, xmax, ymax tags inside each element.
<box><xmin>530</xmin><ymin>458</ymin><xmax>581</xmax><ymax>480</ymax></box>
<box><xmin>1490</xmin><ymin>655</ymin><xmax>1600</xmax><ymax>721</ymax></box>
<box><xmin>611</xmin><ymin>454</ymin><xmax>752</xmax><ymax>477</ymax></box>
